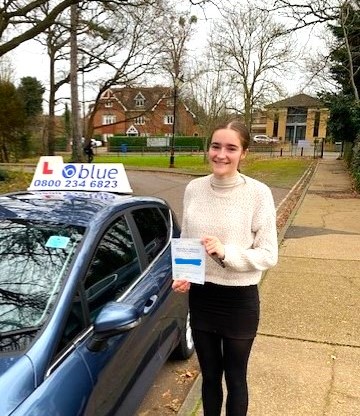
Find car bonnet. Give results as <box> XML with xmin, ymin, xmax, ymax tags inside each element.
<box><xmin>0</xmin><ymin>191</ymin><xmax>132</xmax><ymax>227</ymax></box>
<box><xmin>0</xmin><ymin>354</ymin><xmax>34</xmax><ymax>415</ymax></box>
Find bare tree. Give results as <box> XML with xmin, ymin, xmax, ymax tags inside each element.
<box><xmin>188</xmin><ymin>65</ymin><xmax>232</xmax><ymax>129</ymax></box>
<box><xmin>0</xmin><ymin>0</ymin><xmax>215</xmax><ymax>57</ymax></box>
<box><xmin>0</xmin><ymin>55</ymin><xmax>14</xmax><ymax>82</ymax></box>
<box><xmin>209</xmin><ymin>1</ymin><xmax>296</xmax><ymax>130</ymax></box>
<box><xmin>335</xmin><ymin>1</ymin><xmax>360</xmax><ymax>100</ymax></box>
<box><xmin>186</xmin><ymin>51</ymin><xmax>236</xmax><ymax>151</ymax></box>
<box><xmin>155</xmin><ymin>6</ymin><xmax>198</xmax><ymax>166</ymax></box>
<box><xmin>270</xmin><ymin>0</ymin><xmax>340</xmax><ymax>30</ymax></box>
<box><xmin>36</xmin><ymin>2</ymin><xmax>72</xmax><ymax>156</ymax></box>
<box><xmin>270</xmin><ymin>0</ymin><xmax>360</xmax><ymax>100</ymax></box>
<box><xmin>30</xmin><ymin>0</ymin><xmax>168</xmax><ymax>158</ymax></box>
<box><xmin>0</xmin><ymin>0</ymin><xmax>79</xmax><ymax>57</ymax></box>
<box><xmin>70</xmin><ymin>4</ymin><xmax>83</xmax><ymax>162</ymax></box>
<box><xmin>82</xmin><ymin>2</ymin><xmax>167</xmax><ymax>142</ymax></box>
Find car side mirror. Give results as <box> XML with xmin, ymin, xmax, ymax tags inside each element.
<box><xmin>87</xmin><ymin>302</ymin><xmax>141</xmax><ymax>352</ymax></box>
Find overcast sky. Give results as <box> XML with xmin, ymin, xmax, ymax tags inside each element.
<box><xmin>9</xmin><ymin>0</ymin><xmax>326</xmax><ymax>115</ymax></box>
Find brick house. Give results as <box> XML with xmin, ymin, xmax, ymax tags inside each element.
<box><xmin>264</xmin><ymin>93</ymin><xmax>329</xmax><ymax>143</ymax></box>
<box><xmin>91</xmin><ymin>86</ymin><xmax>199</xmax><ymax>142</ymax></box>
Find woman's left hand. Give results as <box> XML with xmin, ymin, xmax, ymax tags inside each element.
<box><xmin>202</xmin><ymin>235</ymin><xmax>225</xmax><ymax>260</ymax></box>
<box><xmin>172</xmin><ymin>279</ymin><xmax>191</xmax><ymax>293</ymax></box>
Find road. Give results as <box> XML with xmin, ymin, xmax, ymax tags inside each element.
<box><xmin>126</xmin><ymin>169</ymin><xmax>290</xmax><ymax>415</ymax></box>
<box><xmin>127</xmin><ymin>170</ymin><xmax>193</xmax><ymax>223</ymax></box>
<box><xmin>127</xmin><ymin>169</ymin><xmax>289</xmax><ymax>224</ymax></box>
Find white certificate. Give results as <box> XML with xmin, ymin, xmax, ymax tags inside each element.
<box><xmin>171</xmin><ymin>238</ymin><xmax>205</xmax><ymax>284</ymax></box>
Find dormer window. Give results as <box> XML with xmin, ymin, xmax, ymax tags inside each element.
<box><xmin>134</xmin><ymin>92</ymin><xmax>145</xmax><ymax>107</ymax></box>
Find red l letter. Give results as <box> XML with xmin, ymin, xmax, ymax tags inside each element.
<box><xmin>42</xmin><ymin>162</ymin><xmax>53</xmax><ymax>174</ymax></box>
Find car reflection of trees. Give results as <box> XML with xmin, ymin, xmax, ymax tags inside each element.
<box><xmin>0</xmin><ymin>220</ymin><xmax>83</xmax><ymax>351</ymax></box>
<box><xmin>84</xmin><ymin>220</ymin><xmax>140</xmax><ymax>322</ymax></box>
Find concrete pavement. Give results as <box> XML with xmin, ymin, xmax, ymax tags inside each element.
<box><xmin>179</xmin><ymin>158</ymin><xmax>360</xmax><ymax>416</ymax></box>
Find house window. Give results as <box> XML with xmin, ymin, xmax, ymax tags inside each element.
<box><xmin>164</xmin><ymin>115</ymin><xmax>174</xmax><ymax>125</ymax></box>
<box><xmin>102</xmin><ymin>115</ymin><xmax>116</xmax><ymax>125</ymax></box>
<box><xmin>286</xmin><ymin>107</ymin><xmax>307</xmax><ymax>124</ymax></box>
<box><xmin>104</xmin><ymin>101</ymin><xmax>113</xmax><ymax>108</ymax></box>
<box><xmin>272</xmin><ymin>113</ymin><xmax>279</xmax><ymax>137</ymax></box>
<box><xmin>166</xmin><ymin>98</ymin><xmax>174</xmax><ymax>107</ymax></box>
<box><xmin>313</xmin><ymin>111</ymin><xmax>320</xmax><ymax>137</ymax></box>
<box><xmin>126</xmin><ymin>125</ymin><xmax>139</xmax><ymax>136</ymax></box>
<box><xmin>134</xmin><ymin>92</ymin><xmax>145</xmax><ymax>107</ymax></box>
<box><xmin>134</xmin><ymin>116</ymin><xmax>145</xmax><ymax>125</ymax></box>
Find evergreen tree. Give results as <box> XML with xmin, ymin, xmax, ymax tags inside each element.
<box><xmin>328</xmin><ymin>5</ymin><xmax>360</xmax><ymax>98</ymax></box>
<box><xmin>321</xmin><ymin>93</ymin><xmax>359</xmax><ymax>143</ymax></box>
<box><xmin>17</xmin><ymin>77</ymin><xmax>45</xmax><ymax>119</ymax></box>
<box><xmin>0</xmin><ymin>80</ymin><xmax>26</xmax><ymax>162</ymax></box>
<box><xmin>321</xmin><ymin>4</ymin><xmax>360</xmax><ymax>146</ymax></box>
<box><xmin>16</xmin><ymin>77</ymin><xmax>45</xmax><ymax>156</ymax></box>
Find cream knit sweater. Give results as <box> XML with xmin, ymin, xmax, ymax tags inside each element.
<box><xmin>181</xmin><ymin>173</ymin><xmax>278</xmax><ymax>286</ymax></box>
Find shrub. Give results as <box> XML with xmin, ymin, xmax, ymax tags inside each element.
<box><xmin>0</xmin><ymin>169</ymin><xmax>9</xmax><ymax>181</ymax></box>
<box><xmin>350</xmin><ymin>138</ymin><xmax>360</xmax><ymax>191</ymax></box>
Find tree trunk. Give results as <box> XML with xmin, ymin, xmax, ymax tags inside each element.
<box><xmin>47</xmin><ymin>50</ymin><xmax>57</xmax><ymax>156</ymax></box>
<box><xmin>70</xmin><ymin>4</ymin><xmax>83</xmax><ymax>162</ymax></box>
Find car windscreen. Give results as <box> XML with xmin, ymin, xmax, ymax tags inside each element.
<box><xmin>0</xmin><ymin>219</ymin><xmax>84</xmax><ymax>352</ymax></box>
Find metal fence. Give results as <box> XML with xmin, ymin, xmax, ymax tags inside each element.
<box><xmin>108</xmin><ymin>145</ymin><xmax>200</xmax><ymax>155</ymax></box>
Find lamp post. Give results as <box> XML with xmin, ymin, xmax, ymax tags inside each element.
<box><xmin>169</xmin><ymin>82</ymin><xmax>178</xmax><ymax>168</ymax></box>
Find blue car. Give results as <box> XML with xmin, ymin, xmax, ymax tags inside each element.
<box><xmin>0</xmin><ymin>158</ymin><xmax>194</xmax><ymax>416</ymax></box>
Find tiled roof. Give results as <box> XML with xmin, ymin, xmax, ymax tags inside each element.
<box><xmin>110</xmin><ymin>86</ymin><xmax>171</xmax><ymax>111</ymax></box>
<box><xmin>267</xmin><ymin>93</ymin><xmax>325</xmax><ymax>108</ymax></box>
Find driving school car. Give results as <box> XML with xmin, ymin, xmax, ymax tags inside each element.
<box><xmin>0</xmin><ymin>157</ymin><xmax>194</xmax><ymax>416</ymax></box>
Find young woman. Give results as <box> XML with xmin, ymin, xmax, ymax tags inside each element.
<box><xmin>172</xmin><ymin>120</ymin><xmax>278</xmax><ymax>416</ymax></box>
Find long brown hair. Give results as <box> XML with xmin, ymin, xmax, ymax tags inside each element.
<box><xmin>210</xmin><ymin>120</ymin><xmax>250</xmax><ymax>150</ymax></box>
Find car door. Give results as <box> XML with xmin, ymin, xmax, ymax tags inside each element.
<box><xmin>130</xmin><ymin>205</ymin><xmax>184</xmax><ymax>360</ymax></box>
<box><xmin>13</xmin><ymin>208</ymin><xmax>174</xmax><ymax>416</ymax></box>
<box><xmin>79</xmin><ymin>211</ymin><xmax>165</xmax><ymax>416</ymax></box>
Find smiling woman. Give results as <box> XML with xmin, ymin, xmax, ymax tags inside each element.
<box><xmin>173</xmin><ymin>120</ymin><xmax>278</xmax><ymax>416</ymax></box>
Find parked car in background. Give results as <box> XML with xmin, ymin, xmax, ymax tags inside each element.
<box><xmin>253</xmin><ymin>135</ymin><xmax>278</xmax><ymax>143</ymax></box>
<box><xmin>0</xmin><ymin>157</ymin><xmax>194</xmax><ymax>416</ymax></box>
<box><xmin>90</xmin><ymin>138</ymin><xmax>103</xmax><ymax>147</ymax></box>
<box><xmin>70</xmin><ymin>138</ymin><xmax>102</xmax><ymax>147</ymax></box>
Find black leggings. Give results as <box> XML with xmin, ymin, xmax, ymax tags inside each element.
<box><xmin>193</xmin><ymin>329</ymin><xmax>255</xmax><ymax>416</ymax></box>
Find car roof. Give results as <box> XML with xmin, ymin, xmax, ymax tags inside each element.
<box><xmin>0</xmin><ymin>190</ymin><xmax>168</xmax><ymax>227</ymax></box>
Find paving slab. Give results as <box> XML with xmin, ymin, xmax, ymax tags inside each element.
<box><xmin>248</xmin><ymin>337</ymin><xmax>360</xmax><ymax>416</ymax></box>
<box><xmin>289</xmin><ymin>195</ymin><xmax>360</xmax><ymax>233</ymax></box>
<box><xmin>260</xmin><ymin>258</ymin><xmax>360</xmax><ymax>346</ymax></box>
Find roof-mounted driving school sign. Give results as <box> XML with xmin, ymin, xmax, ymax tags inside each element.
<box><xmin>28</xmin><ymin>156</ymin><xmax>133</xmax><ymax>194</ymax></box>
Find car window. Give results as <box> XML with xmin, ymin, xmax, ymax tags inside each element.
<box><xmin>132</xmin><ymin>207</ymin><xmax>170</xmax><ymax>263</ymax></box>
<box><xmin>84</xmin><ymin>216</ymin><xmax>141</xmax><ymax>322</ymax></box>
<box><xmin>0</xmin><ymin>219</ymin><xmax>83</xmax><ymax>352</ymax></box>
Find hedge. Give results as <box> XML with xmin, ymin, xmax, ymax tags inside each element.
<box><xmin>108</xmin><ymin>135</ymin><xmax>207</xmax><ymax>151</ymax></box>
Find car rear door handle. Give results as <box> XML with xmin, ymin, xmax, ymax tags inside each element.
<box><xmin>143</xmin><ymin>295</ymin><xmax>158</xmax><ymax>315</ymax></box>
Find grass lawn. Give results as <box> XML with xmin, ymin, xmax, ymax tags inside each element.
<box><xmin>91</xmin><ymin>153</ymin><xmax>314</xmax><ymax>188</ymax></box>
<box><xmin>0</xmin><ymin>171</ymin><xmax>33</xmax><ymax>194</ymax></box>
<box><xmin>241</xmin><ymin>158</ymin><xmax>314</xmax><ymax>188</ymax></box>
<box><xmin>0</xmin><ymin>153</ymin><xmax>314</xmax><ymax>193</ymax></box>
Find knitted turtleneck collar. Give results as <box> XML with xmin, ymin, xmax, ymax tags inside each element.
<box><xmin>210</xmin><ymin>172</ymin><xmax>244</xmax><ymax>188</ymax></box>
